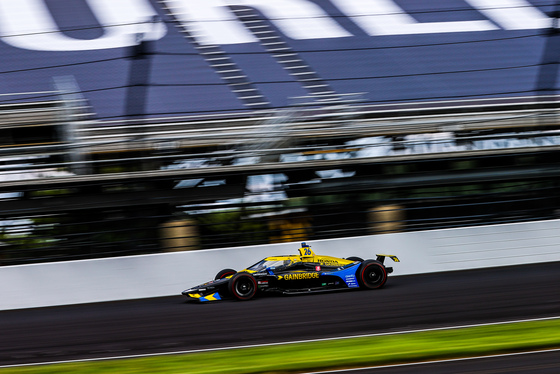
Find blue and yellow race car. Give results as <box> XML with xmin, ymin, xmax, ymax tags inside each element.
<box><xmin>182</xmin><ymin>243</ymin><xmax>400</xmax><ymax>302</ymax></box>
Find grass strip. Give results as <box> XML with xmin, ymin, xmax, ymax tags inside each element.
<box><xmin>2</xmin><ymin>318</ymin><xmax>560</xmax><ymax>374</ymax></box>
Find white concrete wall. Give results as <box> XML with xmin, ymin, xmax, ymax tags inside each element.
<box><xmin>1</xmin><ymin>219</ymin><xmax>560</xmax><ymax>310</ymax></box>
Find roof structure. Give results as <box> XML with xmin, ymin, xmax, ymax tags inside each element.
<box><xmin>0</xmin><ymin>0</ymin><xmax>555</xmax><ymax>120</ymax></box>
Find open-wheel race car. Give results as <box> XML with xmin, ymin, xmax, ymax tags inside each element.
<box><xmin>182</xmin><ymin>243</ymin><xmax>400</xmax><ymax>302</ymax></box>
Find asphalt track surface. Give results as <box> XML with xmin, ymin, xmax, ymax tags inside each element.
<box><xmin>1</xmin><ymin>261</ymin><xmax>560</xmax><ymax>368</ymax></box>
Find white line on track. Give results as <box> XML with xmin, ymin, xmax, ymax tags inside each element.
<box><xmin>1</xmin><ymin>315</ymin><xmax>559</xmax><ymax>368</ymax></box>
<box><xmin>299</xmin><ymin>347</ymin><xmax>560</xmax><ymax>373</ymax></box>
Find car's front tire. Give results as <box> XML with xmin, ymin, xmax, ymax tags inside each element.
<box><xmin>229</xmin><ymin>272</ymin><xmax>258</xmax><ymax>301</ymax></box>
<box><xmin>215</xmin><ymin>268</ymin><xmax>236</xmax><ymax>280</ymax></box>
<box><xmin>356</xmin><ymin>260</ymin><xmax>387</xmax><ymax>289</ymax></box>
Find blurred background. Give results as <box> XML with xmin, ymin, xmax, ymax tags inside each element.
<box><xmin>1</xmin><ymin>0</ymin><xmax>559</xmax><ymax>266</ymax></box>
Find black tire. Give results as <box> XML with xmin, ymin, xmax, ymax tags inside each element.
<box><xmin>346</xmin><ymin>256</ymin><xmax>364</xmax><ymax>262</ymax></box>
<box><xmin>229</xmin><ymin>272</ymin><xmax>258</xmax><ymax>301</ymax></box>
<box><xmin>215</xmin><ymin>268</ymin><xmax>236</xmax><ymax>280</ymax></box>
<box><xmin>356</xmin><ymin>260</ymin><xmax>387</xmax><ymax>289</ymax></box>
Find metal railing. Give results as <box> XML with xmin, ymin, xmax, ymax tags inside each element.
<box><xmin>1</xmin><ymin>92</ymin><xmax>560</xmax><ymax>265</ymax></box>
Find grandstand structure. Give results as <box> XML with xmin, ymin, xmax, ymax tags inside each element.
<box><xmin>1</xmin><ymin>0</ymin><xmax>560</xmax><ymax>264</ymax></box>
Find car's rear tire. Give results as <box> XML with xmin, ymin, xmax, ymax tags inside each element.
<box><xmin>346</xmin><ymin>256</ymin><xmax>363</xmax><ymax>262</ymax></box>
<box><xmin>229</xmin><ymin>272</ymin><xmax>257</xmax><ymax>301</ymax></box>
<box><xmin>356</xmin><ymin>260</ymin><xmax>387</xmax><ymax>289</ymax></box>
<box><xmin>215</xmin><ymin>268</ymin><xmax>236</xmax><ymax>280</ymax></box>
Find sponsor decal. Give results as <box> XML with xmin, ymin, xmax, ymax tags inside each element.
<box><xmin>317</xmin><ymin>258</ymin><xmax>343</xmax><ymax>266</ymax></box>
<box><xmin>315</xmin><ymin>265</ymin><xmax>321</xmax><ymax>271</ymax></box>
<box><xmin>258</xmin><ymin>280</ymin><xmax>269</xmax><ymax>288</ymax></box>
<box><xmin>345</xmin><ymin>275</ymin><xmax>358</xmax><ymax>288</ymax></box>
<box><xmin>283</xmin><ymin>272</ymin><xmax>320</xmax><ymax>281</ymax></box>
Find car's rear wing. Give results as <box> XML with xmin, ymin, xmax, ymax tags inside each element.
<box><xmin>375</xmin><ymin>254</ymin><xmax>400</xmax><ymax>264</ymax></box>
<box><xmin>375</xmin><ymin>254</ymin><xmax>399</xmax><ymax>274</ymax></box>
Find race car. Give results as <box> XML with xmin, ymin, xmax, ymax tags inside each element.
<box><xmin>182</xmin><ymin>242</ymin><xmax>399</xmax><ymax>302</ymax></box>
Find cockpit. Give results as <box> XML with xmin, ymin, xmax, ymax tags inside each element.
<box><xmin>247</xmin><ymin>259</ymin><xmax>293</xmax><ymax>272</ymax></box>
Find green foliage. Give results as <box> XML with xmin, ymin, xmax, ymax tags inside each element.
<box><xmin>2</xmin><ymin>318</ymin><xmax>560</xmax><ymax>374</ymax></box>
